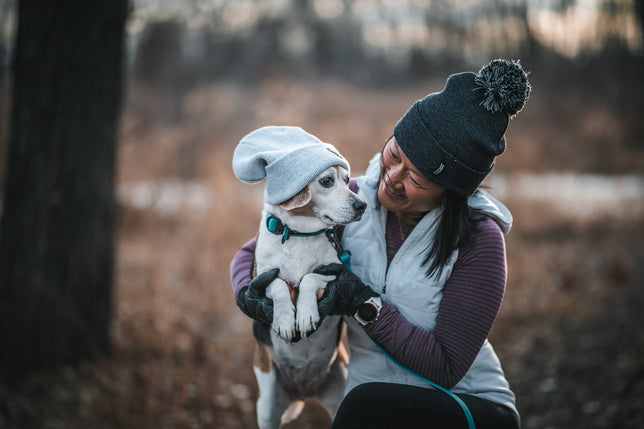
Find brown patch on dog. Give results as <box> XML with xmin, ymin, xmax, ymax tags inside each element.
<box><xmin>254</xmin><ymin>343</ymin><xmax>273</xmax><ymax>373</ymax></box>
<box><xmin>287</xmin><ymin>201</ymin><xmax>317</xmax><ymax>218</ymax></box>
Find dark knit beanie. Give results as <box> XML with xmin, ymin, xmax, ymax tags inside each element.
<box><xmin>393</xmin><ymin>59</ymin><xmax>531</xmax><ymax>196</ymax></box>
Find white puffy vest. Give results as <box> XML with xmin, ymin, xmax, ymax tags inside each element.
<box><xmin>341</xmin><ymin>155</ymin><xmax>519</xmax><ymax>419</ymax></box>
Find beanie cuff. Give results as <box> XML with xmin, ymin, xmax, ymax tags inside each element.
<box><xmin>394</xmin><ymin>101</ymin><xmax>492</xmax><ymax>196</ymax></box>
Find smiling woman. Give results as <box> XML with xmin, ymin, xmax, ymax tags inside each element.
<box><xmin>378</xmin><ymin>137</ymin><xmax>445</xmax><ymax>224</ymax></box>
<box><xmin>230</xmin><ymin>59</ymin><xmax>530</xmax><ymax>429</ymax></box>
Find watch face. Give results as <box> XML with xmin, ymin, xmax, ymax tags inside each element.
<box><xmin>358</xmin><ymin>302</ymin><xmax>378</xmax><ymax>322</ymax></box>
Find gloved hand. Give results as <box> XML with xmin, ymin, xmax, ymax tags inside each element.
<box><xmin>314</xmin><ymin>263</ymin><xmax>379</xmax><ymax>319</ymax></box>
<box><xmin>236</xmin><ymin>268</ymin><xmax>279</xmax><ymax>325</ymax></box>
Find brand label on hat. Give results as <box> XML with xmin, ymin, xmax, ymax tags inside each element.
<box><xmin>432</xmin><ymin>163</ymin><xmax>445</xmax><ymax>175</ymax></box>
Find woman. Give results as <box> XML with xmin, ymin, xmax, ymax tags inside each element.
<box><xmin>231</xmin><ymin>59</ymin><xmax>530</xmax><ymax>428</ymax></box>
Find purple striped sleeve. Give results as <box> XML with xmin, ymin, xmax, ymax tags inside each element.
<box><xmin>230</xmin><ymin>238</ymin><xmax>256</xmax><ymax>298</ymax></box>
<box><xmin>364</xmin><ymin>216</ymin><xmax>507</xmax><ymax>389</ymax></box>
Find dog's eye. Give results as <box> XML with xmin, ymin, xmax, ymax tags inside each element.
<box><xmin>319</xmin><ymin>176</ymin><xmax>334</xmax><ymax>188</ymax></box>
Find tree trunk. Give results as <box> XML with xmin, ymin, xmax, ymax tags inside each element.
<box><xmin>635</xmin><ymin>0</ymin><xmax>644</xmax><ymax>49</ymax></box>
<box><xmin>0</xmin><ymin>0</ymin><xmax>128</xmax><ymax>375</ymax></box>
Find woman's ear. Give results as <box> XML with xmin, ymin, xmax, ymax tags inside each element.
<box><xmin>279</xmin><ymin>186</ymin><xmax>311</xmax><ymax>210</ymax></box>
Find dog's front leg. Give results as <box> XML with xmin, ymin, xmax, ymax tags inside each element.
<box><xmin>296</xmin><ymin>273</ymin><xmax>335</xmax><ymax>336</ymax></box>
<box><xmin>266</xmin><ymin>278</ymin><xmax>296</xmax><ymax>341</ymax></box>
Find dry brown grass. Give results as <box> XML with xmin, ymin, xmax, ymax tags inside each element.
<box><xmin>1</xmin><ymin>77</ymin><xmax>642</xmax><ymax>429</ymax></box>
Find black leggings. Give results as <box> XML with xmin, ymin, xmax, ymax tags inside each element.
<box><xmin>332</xmin><ymin>382</ymin><xmax>520</xmax><ymax>429</ymax></box>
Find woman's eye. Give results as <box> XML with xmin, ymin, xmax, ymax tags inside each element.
<box><xmin>319</xmin><ymin>176</ymin><xmax>334</xmax><ymax>188</ymax></box>
<box><xmin>410</xmin><ymin>176</ymin><xmax>428</xmax><ymax>189</ymax></box>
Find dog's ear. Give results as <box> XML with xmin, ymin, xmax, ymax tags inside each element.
<box><xmin>279</xmin><ymin>186</ymin><xmax>311</xmax><ymax>210</ymax></box>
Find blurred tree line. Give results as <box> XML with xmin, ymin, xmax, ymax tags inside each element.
<box><xmin>128</xmin><ymin>0</ymin><xmax>644</xmax><ymax>174</ymax></box>
<box><xmin>128</xmin><ymin>0</ymin><xmax>643</xmax><ymax>95</ymax></box>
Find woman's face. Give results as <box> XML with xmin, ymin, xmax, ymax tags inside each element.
<box><xmin>378</xmin><ymin>136</ymin><xmax>445</xmax><ymax>224</ymax></box>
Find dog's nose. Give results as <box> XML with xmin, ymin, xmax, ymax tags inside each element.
<box><xmin>353</xmin><ymin>199</ymin><xmax>367</xmax><ymax>213</ymax></box>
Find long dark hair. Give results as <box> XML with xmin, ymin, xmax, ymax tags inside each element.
<box><xmin>379</xmin><ymin>137</ymin><xmax>479</xmax><ymax>278</ymax></box>
<box><xmin>422</xmin><ymin>190</ymin><xmax>479</xmax><ymax>279</ymax></box>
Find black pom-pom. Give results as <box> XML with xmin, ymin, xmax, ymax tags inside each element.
<box><xmin>474</xmin><ymin>59</ymin><xmax>531</xmax><ymax>117</ymax></box>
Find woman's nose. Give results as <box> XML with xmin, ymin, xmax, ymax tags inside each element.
<box><xmin>387</xmin><ymin>164</ymin><xmax>405</xmax><ymax>187</ymax></box>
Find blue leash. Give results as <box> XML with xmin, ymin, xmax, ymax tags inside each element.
<box><xmin>371</xmin><ymin>339</ymin><xmax>476</xmax><ymax>429</ymax></box>
<box><xmin>337</xmin><ymin>241</ymin><xmax>476</xmax><ymax>428</ymax></box>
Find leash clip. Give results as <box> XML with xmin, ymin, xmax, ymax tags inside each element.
<box><xmin>325</xmin><ymin>229</ymin><xmax>352</xmax><ymax>271</ymax></box>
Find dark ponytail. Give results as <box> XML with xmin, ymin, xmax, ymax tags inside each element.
<box><xmin>422</xmin><ymin>190</ymin><xmax>479</xmax><ymax>278</ymax></box>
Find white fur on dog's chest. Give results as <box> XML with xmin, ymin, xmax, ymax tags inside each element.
<box><xmin>255</xmin><ymin>216</ymin><xmax>341</xmax><ymax>342</ymax></box>
<box><xmin>256</xmin><ymin>226</ymin><xmax>339</xmax><ymax>288</ymax></box>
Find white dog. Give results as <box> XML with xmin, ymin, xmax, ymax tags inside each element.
<box><xmin>252</xmin><ymin>164</ymin><xmax>366</xmax><ymax>428</ymax></box>
<box><xmin>233</xmin><ymin>126</ymin><xmax>366</xmax><ymax>428</ymax></box>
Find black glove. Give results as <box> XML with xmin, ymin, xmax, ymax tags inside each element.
<box><xmin>236</xmin><ymin>268</ymin><xmax>279</xmax><ymax>325</ymax></box>
<box><xmin>314</xmin><ymin>263</ymin><xmax>379</xmax><ymax>318</ymax></box>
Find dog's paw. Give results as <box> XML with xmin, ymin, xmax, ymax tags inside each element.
<box><xmin>296</xmin><ymin>304</ymin><xmax>320</xmax><ymax>338</ymax></box>
<box><xmin>273</xmin><ymin>310</ymin><xmax>297</xmax><ymax>342</ymax></box>
<box><xmin>296</xmin><ymin>272</ymin><xmax>333</xmax><ymax>337</ymax></box>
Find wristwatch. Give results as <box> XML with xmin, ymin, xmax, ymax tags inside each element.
<box><xmin>354</xmin><ymin>296</ymin><xmax>382</xmax><ymax>326</ymax></box>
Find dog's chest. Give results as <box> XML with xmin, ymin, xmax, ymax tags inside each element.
<box><xmin>256</xmin><ymin>230</ymin><xmax>338</xmax><ymax>287</ymax></box>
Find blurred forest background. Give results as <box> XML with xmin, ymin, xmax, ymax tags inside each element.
<box><xmin>0</xmin><ymin>0</ymin><xmax>643</xmax><ymax>428</ymax></box>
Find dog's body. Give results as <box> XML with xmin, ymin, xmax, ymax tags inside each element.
<box><xmin>252</xmin><ymin>165</ymin><xmax>366</xmax><ymax>429</ymax></box>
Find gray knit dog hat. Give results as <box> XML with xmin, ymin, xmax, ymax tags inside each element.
<box><xmin>394</xmin><ymin>59</ymin><xmax>531</xmax><ymax>196</ymax></box>
<box><xmin>233</xmin><ymin>126</ymin><xmax>349</xmax><ymax>205</ymax></box>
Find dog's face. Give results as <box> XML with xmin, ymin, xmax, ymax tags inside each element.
<box><xmin>279</xmin><ymin>166</ymin><xmax>366</xmax><ymax>226</ymax></box>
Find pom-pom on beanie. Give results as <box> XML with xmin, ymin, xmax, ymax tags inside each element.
<box><xmin>393</xmin><ymin>59</ymin><xmax>531</xmax><ymax>196</ymax></box>
<box><xmin>232</xmin><ymin>126</ymin><xmax>349</xmax><ymax>205</ymax></box>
